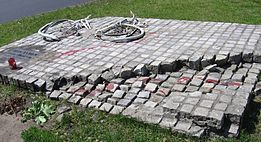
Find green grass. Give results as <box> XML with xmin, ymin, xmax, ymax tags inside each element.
<box><xmin>1</xmin><ymin>0</ymin><xmax>261</xmax><ymax>47</ymax></box>
<box><xmin>20</xmin><ymin>100</ymin><xmax>261</xmax><ymax>142</ymax></box>
<box><xmin>21</xmin><ymin>127</ymin><xmax>62</xmax><ymax>142</ymax></box>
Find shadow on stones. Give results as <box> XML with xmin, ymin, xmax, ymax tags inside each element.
<box><xmin>241</xmin><ymin>96</ymin><xmax>261</xmax><ymax>134</ymax></box>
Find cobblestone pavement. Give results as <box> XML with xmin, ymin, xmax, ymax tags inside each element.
<box><xmin>1</xmin><ymin>17</ymin><xmax>261</xmax><ymax>137</ymax></box>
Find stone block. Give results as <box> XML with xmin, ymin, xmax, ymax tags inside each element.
<box><xmin>132</xmin><ymin>81</ymin><xmax>144</xmax><ymax>88</ymax></box>
<box><xmin>159</xmin><ymin>117</ymin><xmax>178</xmax><ymax>128</ymax></box>
<box><xmin>172</xmin><ymin>84</ymin><xmax>186</xmax><ymax>92</ymax></box>
<box><xmin>110</xmin><ymin>105</ymin><xmax>124</xmax><ymax>114</ymax></box>
<box><xmin>105</xmin><ymin>83</ymin><xmax>119</xmax><ymax>93</ymax></box>
<box><xmin>88</xmin><ymin>100</ymin><xmax>102</xmax><ymax>109</ymax></box>
<box><xmin>99</xmin><ymin>103</ymin><xmax>113</xmax><ymax>112</ymax></box>
<box><xmin>199</xmin><ymin>100</ymin><xmax>214</xmax><ymax>108</ymax></box>
<box><xmin>155</xmin><ymin>87</ymin><xmax>170</xmax><ymax>96</ymax></box>
<box><xmin>68</xmin><ymin>95</ymin><xmax>82</xmax><ymax>104</ymax></box>
<box><xmin>134</xmin><ymin>64</ymin><xmax>149</xmax><ymax>76</ymax></box>
<box><xmin>58</xmin><ymin>92</ymin><xmax>72</xmax><ymax>100</ymax></box>
<box><xmin>79</xmin><ymin>98</ymin><xmax>92</xmax><ymax>107</ymax></box>
<box><xmin>148</xmin><ymin>60</ymin><xmax>161</xmax><ymax>74</ymax></box>
<box><xmin>173</xmin><ymin>121</ymin><xmax>192</xmax><ymax>133</ymax></box>
<box><xmin>112</xmin><ymin>90</ymin><xmax>126</xmax><ymax>99</ymax></box>
<box><xmin>120</xmin><ymin>67</ymin><xmax>133</xmax><ymax>79</ymax></box>
<box><xmin>144</xmin><ymin>83</ymin><xmax>158</xmax><ymax>92</ymax></box>
<box><xmin>49</xmin><ymin>90</ymin><xmax>62</xmax><ymax>99</ymax></box>
<box><xmin>137</xmin><ymin>91</ymin><xmax>151</xmax><ymax>99</ymax></box>
<box><xmin>117</xmin><ymin>99</ymin><xmax>132</xmax><ymax>107</ymax></box>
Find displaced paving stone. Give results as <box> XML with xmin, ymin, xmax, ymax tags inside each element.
<box><xmin>185</xmin><ymin>85</ymin><xmax>199</xmax><ymax>92</ymax></box>
<box><xmin>98</xmin><ymin>93</ymin><xmax>112</xmax><ymax>102</ymax></box>
<box><xmin>170</xmin><ymin>72</ymin><xmax>183</xmax><ymax>78</ymax></box>
<box><xmin>148</xmin><ymin>60</ymin><xmax>161</xmax><ymax>73</ymax></box>
<box><xmin>107</xmin><ymin>97</ymin><xmax>118</xmax><ymax>105</ymax></box>
<box><xmin>138</xmin><ymin>91</ymin><xmax>151</xmax><ymax>99</ymax></box>
<box><xmin>226</xmin><ymin>104</ymin><xmax>245</xmax><ymax>124</ymax></box>
<box><xmin>192</xmin><ymin>107</ymin><xmax>210</xmax><ymax>118</ymax></box>
<box><xmin>124</xmin><ymin>93</ymin><xmax>137</xmax><ymax>100</ymax></box>
<box><xmin>99</xmin><ymin>103</ymin><xmax>113</xmax><ymax>112</ymax></box>
<box><xmin>88</xmin><ymin>90</ymin><xmax>102</xmax><ymax>99</ymax></box>
<box><xmin>199</xmin><ymin>83</ymin><xmax>215</xmax><ymax>93</ymax></box>
<box><xmin>106</xmin><ymin>83</ymin><xmax>119</xmax><ymax>93</ymax></box>
<box><xmin>68</xmin><ymin>95</ymin><xmax>82</xmax><ymax>104</ymax></box>
<box><xmin>188</xmin><ymin>125</ymin><xmax>205</xmax><ymax>137</ymax></box>
<box><xmin>132</xmin><ymin>81</ymin><xmax>144</xmax><ymax>88</ymax></box>
<box><xmin>133</xmin><ymin>97</ymin><xmax>147</xmax><ymax>104</ymax></box>
<box><xmin>67</xmin><ymin>85</ymin><xmax>80</xmax><ymax>93</ymax></box>
<box><xmin>111</xmin><ymin>78</ymin><xmax>125</xmax><ymax>84</ymax></box>
<box><xmin>88</xmin><ymin>74</ymin><xmax>102</xmax><ymax>85</ymax></box>
<box><xmin>79</xmin><ymin>98</ymin><xmax>92</xmax><ymax>107</ymax></box>
<box><xmin>161</xmin><ymin>81</ymin><xmax>173</xmax><ymax>89</ymax></box>
<box><xmin>57</xmin><ymin>106</ymin><xmax>71</xmax><ymax>114</ymax></box>
<box><xmin>120</xmin><ymin>67</ymin><xmax>133</xmax><ymax>79</ymax></box>
<box><xmin>190</xmin><ymin>78</ymin><xmax>203</xmax><ymax>87</ymax></box>
<box><xmin>215</xmin><ymin>54</ymin><xmax>228</xmax><ymax>66</ymax></box>
<box><xmin>117</xmin><ymin>99</ymin><xmax>132</xmax><ymax>107</ymax></box>
<box><xmin>101</xmin><ymin>70</ymin><xmax>115</xmax><ymax>82</ymax></box>
<box><xmin>95</xmin><ymin>84</ymin><xmax>106</xmax><ymax>92</ymax></box>
<box><xmin>134</xmin><ymin>64</ymin><xmax>149</xmax><ymax>76</ymax></box>
<box><xmin>129</xmin><ymin>87</ymin><xmax>141</xmax><ymax>94</ymax></box>
<box><xmin>110</xmin><ymin>105</ymin><xmax>124</xmax><ymax>114</ymax></box>
<box><xmin>119</xmin><ymin>84</ymin><xmax>129</xmax><ymax>91</ymax></box>
<box><xmin>189</xmin><ymin>54</ymin><xmax>202</xmax><ymax>70</ymax></box>
<box><xmin>58</xmin><ymin>92</ymin><xmax>73</xmax><ymax>100</ymax></box>
<box><xmin>177</xmin><ymin>76</ymin><xmax>191</xmax><ymax>85</ymax></box>
<box><xmin>159</xmin><ymin>117</ymin><xmax>178</xmax><ymax>128</ymax></box>
<box><xmin>155</xmin><ymin>87</ymin><xmax>170</xmax><ymax>96</ymax></box>
<box><xmin>88</xmin><ymin>100</ymin><xmax>102</xmax><ymax>109</ymax></box>
<box><xmin>180</xmin><ymin>104</ymin><xmax>194</xmax><ymax>117</ymax></box>
<box><xmin>112</xmin><ymin>90</ymin><xmax>126</xmax><ymax>99</ymax></box>
<box><xmin>144</xmin><ymin>100</ymin><xmax>158</xmax><ymax>108</ymax></box>
<box><xmin>144</xmin><ymin>83</ymin><xmax>158</xmax><ymax>92</ymax></box>
<box><xmin>49</xmin><ymin>90</ymin><xmax>62</xmax><ymax>99</ymax></box>
<box><xmin>122</xmin><ymin>104</ymin><xmax>140</xmax><ymax>116</ymax></box>
<box><xmin>125</xmin><ymin>78</ymin><xmax>137</xmax><ymax>84</ymax></box>
<box><xmin>34</xmin><ymin>79</ymin><xmax>46</xmax><ymax>91</ymax></box>
<box><xmin>173</xmin><ymin>121</ymin><xmax>192</xmax><ymax>133</ymax></box>
<box><xmin>208</xmin><ymin>110</ymin><xmax>224</xmax><ymax>129</ymax></box>
<box><xmin>162</xmin><ymin>100</ymin><xmax>180</xmax><ymax>113</ymax></box>
<box><xmin>228</xmin><ymin>124</ymin><xmax>240</xmax><ymax>137</ymax></box>
<box><xmin>199</xmin><ymin>100</ymin><xmax>214</xmax><ymax>108</ymax></box>
<box><xmin>172</xmin><ymin>84</ymin><xmax>186</xmax><ymax>92</ymax></box>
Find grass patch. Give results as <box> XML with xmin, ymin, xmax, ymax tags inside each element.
<box><xmin>21</xmin><ymin>100</ymin><xmax>261</xmax><ymax>142</ymax></box>
<box><xmin>21</xmin><ymin>127</ymin><xmax>62</xmax><ymax>142</ymax></box>
<box><xmin>1</xmin><ymin>0</ymin><xmax>261</xmax><ymax>46</ymax></box>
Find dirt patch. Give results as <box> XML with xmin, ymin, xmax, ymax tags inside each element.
<box><xmin>0</xmin><ymin>96</ymin><xmax>26</xmax><ymax>115</ymax></box>
<box><xmin>0</xmin><ymin>114</ymin><xmax>34</xmax><ymax>142</ymax></box>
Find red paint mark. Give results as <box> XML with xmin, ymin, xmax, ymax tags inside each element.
<box><xmin>177</xmin><ymin>77</ymin><xmax>191</xmax><ymax>83</ymax></box>
<box><xmin>61</xmin><ymin>49</ymin><xmax>86</xmax><ymax>56</ymax></box>
<box><xmin>106</xmin><ymin>83</ymin><xmax>114</xmax><ymax>91</ymax></box>
<box><xmin>206</xmin><ymin>79</ymin><xmax>218</xmax><ymax>84</ymax></box>
<box><xmin>159</xmin><ymin>89</ymin><xmax>167</xmax><ymax>96</ymax></box>
<box><xmin>59</xmin><ymin>45</ymin><xmax>111</xmax><ymax>57</ymax></box>
<box><xmin>89</xmin><ymin>90</ymin><xmax>96</xmax><ymax>97</ymax></box>
<box><xmin>228</xmin><ymin>82</ymin><xmax>241</xmax><ymax>87</ymax></box>
<box><xmin>8</xmin><ymin>57</ymin><xmax>17</xmax><ymax>70</ymax></box>
<box><xmin>76</xmin><ymin>88</ymin><xmax>87</xmax><ymax>93</ymax></box>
